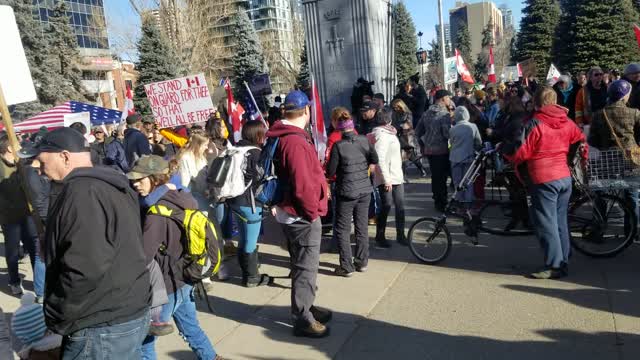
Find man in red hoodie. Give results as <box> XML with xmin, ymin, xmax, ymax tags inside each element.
<box><xmin>266</xmin><ymin>90</ymin><xmax>332</xmax><ymax>338</ymax></box>
<box><xmin>506</xmin><ymin>86</ymin><xmax>586</xmax><ymax>279</ymax></box>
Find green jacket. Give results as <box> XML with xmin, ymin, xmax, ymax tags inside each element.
<box><xmin>588</xmin><ymin>101</ymin><xmax>640</xmax><ymax>151</ymax></box>
<box><xmin>0</xmin><ymin>158</ymin><xmax>29</xmax><ymax>225</ymax></box>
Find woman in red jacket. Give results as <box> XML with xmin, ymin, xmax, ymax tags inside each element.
<box><xmin>505</xmin><ymin>86</ymin><xmax>586</xmax><ymax>279</ymax></box>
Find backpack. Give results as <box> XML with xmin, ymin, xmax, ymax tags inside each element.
<box><xmin>254</xmin><ymin>137</ymin><xmax>286</xmax><ymax>207</ymax></box>
<box><xmin>147</xmin><ymin>205</ymin><xmax>221</xmax><ymax>284</ymax></box>
<box><xmin>207</xmin><ymin>145</ymin><xmax>258</xmax><ymax>202</ymax></box>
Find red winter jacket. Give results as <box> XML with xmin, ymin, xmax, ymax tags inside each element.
<box><xmin>505</xmin><ymin>105</ymin><xmax>586</xmax><ymax>185</ymax></box>
<box><xmin>266</xmin><ymin>121</ymin><xmax>328</xmax><ymax>222</ymax></box>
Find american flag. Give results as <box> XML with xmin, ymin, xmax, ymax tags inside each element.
<box><xmin>2</xmin><ymin>101</ymin><xmax>122</xmax><ymax>133</ymax></box>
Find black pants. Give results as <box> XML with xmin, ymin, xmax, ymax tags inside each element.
<box><xmin>427</xmin><ymin>154</ymin><xmax>450</xmax><ymax>208</ymax></box>
<box><xmin>335</xmin><ymin>193</ymin><xmax>371</xmax><ymax>272</ymax></box>
<box><xmin>280</xmin><ymin>218</ymin><xmax>321</xmax><ymax>324</ymax></box>
<box><xmin>376</xmin><ymin>184</ymin><xmax>406</xmax><ymax>241</ymax></box>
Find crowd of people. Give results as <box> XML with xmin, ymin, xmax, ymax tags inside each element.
<box><xmin>1</xmin><ymin>61</ymin><xmax>640</xmax><ymax>359</ymax></box>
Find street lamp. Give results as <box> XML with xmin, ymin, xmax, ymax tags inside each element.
<box><xmin>416</xmin><ymin>31</ymin><xmax>426</xmax><ymax>86</ymax></box>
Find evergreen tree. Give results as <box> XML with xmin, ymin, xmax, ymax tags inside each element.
<box><xmin>134</xmin><ymin>15</ymin><xmax>179</xmax><ymax>116</ymax></box>
<box><xmin>454</xmin><ymin>23</ymin><xmax>474</xmax><ymax>76</ymax></box>
<box><xmin>232</xmin><ymin>9</ymin><xmax>269</xmax><ymax>109</ymax></box>
<box><xmin>572</xmin><ymin>0</ymin><xmax>640</xmax><ymax>72</ymax></box>
<box><xmin>514</xmin><ymin>0</ymin><xmax>560</xmax><ymax>79</ymax></box>
<box><xmin>296</xmin><ymin>42</ymin><xmax>310</xmax><ymax>90</ymax></box>
<box><xmin>393</xmin><ymin>2</ymin><xmax>418</xmax><ymax>81</ymax></box>
<box><xmin>47</xmin><ymin>0</ymin><xmax>87</xmax><ymax>102</ymax></box>
<box><xmin>553</xmin><ymin>0</ymin><xmax>579</xmax><ymax>73</ymax></box>
<box><xmin>474</xmin><ymin>20</ymin><xmax>494</xmax><ymax>81</ymax></box>
<box><xmin>427</xmin><ymin>39</ymin><xmax>443</xmax><ymax>86</ymax></box>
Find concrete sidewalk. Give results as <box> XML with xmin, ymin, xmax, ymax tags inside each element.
<box><xmin>1</xmin><ymin>179</ymin><xmax>639</xmax><ymax>359</ymax></box>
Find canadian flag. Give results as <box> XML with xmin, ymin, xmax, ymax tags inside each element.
<box><xmin>487</xmin><ymin>47</ymin><xmax>496</xmax><ymax>83</ymax></box>
<box><xmin>546</xmin><ymin>63</ymin><xmax>562</xmax><ymax>85</ymax></box>
<box><xmin>455</xmin><ymin>49</ymin><xmax>475</xmax><ymax>84</ymax></box>
<box><xmin>310</xmin><ymin>75</ymin><xmax>327</xmax><ymax>162</ymax></box>
<box><xmin>634</xmin><ymin>24</ymin><xmax>640</xmax><ymax>48</ymax></box>
<box><xmin>224</xmin><ymin>78</ymin><xmax>244</xmax><ymax>143</ymax></box>
<box><xmin>120</xmin><ymin>85</ymin><xmax>135</xmax><ymax>121</ymax></box>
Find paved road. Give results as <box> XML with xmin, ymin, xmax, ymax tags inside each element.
<box><xmin>1</xmin><ymin>175</ymin><xmax>638</xmax><ymax>359</ymax></box>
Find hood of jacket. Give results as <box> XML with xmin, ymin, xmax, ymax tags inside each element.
<box><xmin>266</xmin><ymin>120</ymin><xmax>311</xmax><ymax>140</ymax></box>
<box><xmin>425</xmin><ymin>104</ymin><xmax>449</xmax><ymax>118</ymax></box>
<box><xmin>64</xmin><ymin>166</ymin><xmax>131</xmax><ymax>192</ymax></box>
<box><xmin>158</xmin><ymin>189</ymin><xmax>197</xmax><ymax>210</ymax></box>
<box><xmin>372</xmin><ymin>124</ymin><xmax>397</xmax><ymax>136</ymax></box>
<box><xmin>534</xmin><ymin>104</ymin><xmax>569</xmax><ymax>129</ymax></box>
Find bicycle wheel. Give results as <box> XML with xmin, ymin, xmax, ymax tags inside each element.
<box><xmin>477</xmin><ymin>200</ymin><xmax>534</xmax><ymax>236</ymax></box>
<box><xmin>568</xmin><ymin>193</ymin><xmax>637</xmax><ymax>258</ymax></box>
<box><xmin>407</xmin><ymin>217</ymin><xmax>452</xmax><ymax>264</ymax></box>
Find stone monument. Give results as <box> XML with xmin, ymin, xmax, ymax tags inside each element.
<box><xmin>302</xmin><ymin>0</ymin><xmax>396</xmax><ymax>116</ymax></box>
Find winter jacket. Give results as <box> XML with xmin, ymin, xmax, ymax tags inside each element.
<box><xmin>392</xmin><ymin>111</ymin><xmax>420</xmax><ymax>161</ymax></box>
<box><xmin>356</xmin><ymin>114</ymin><xmax>376</xmax><ymax>135</ymax></box>
<box><xmin>265</xmin><ymin>120</ymin><xmax>328</xmax><ymax>222</ymax></box>
<box><xmin>624</xmin><ymin>76</ymin><xmax>640</xmax><ymax>110</ymax></box>
<box><xmin>178</xmin><ymin>152</ymin><xmax>209</xmax><ymax>195</ymax></box>
<box><xmin>90</xmin><ymin>141</ymin><xmax>107</xmax><ymax>166</ymax></box>
<box><xmin>324</xmin><ymin>129</ymin><xmax>359</xmax><ymax>170</ymax></box>
<box><xmin>415</xmin><ymin>104</ymin><xmax>451</xmax><ymax>155</ymax></box>
<box><xmin>575</xmin><ymin>82</ymin><xmax>608</xmax><ymax>126</ymax></box>
<box><xmin>505</xmin><ymin>105</ymin><xmax>586</xmax><ymax>185</ymax></box>
<box><xmin>410</xmin><ymin>85</ymin><xmax>428</xmax><ymax>120</ymax></box>
<box><xmin>588</xmin><ymin>101</ymin><xmax>640</xmax><ymax>151</ymax></box>
<box><xmin>0</xmin><ymin>157</ymin><xmax>30</xmax><ymax>225</ymax></box>
<box><xmin>326</xmin><ymin>131</ymin><xmax>378</xmax><ymax>199</ymax></box>
<box><xmin>227</xmin><ymin>140</ymin><xmax>262</xmax><ymax>208</ymax></box>
<box><xmin>44</xmin><ymin>167</ymin><xmax>151</xmax><ymax>335</ymax></box>
<box><xmin>142</xmin><ymin>190</ymin><xmax>197</xmax><ymax>295</ymax></box>
<box><xmin>494</xmin><ymin>111</ymin><xmax>531</xmax><ymax>156</ymax></box>
<box><xmin>369</xmin><ymin>125</ymin><xmax>403</xmax><ymax>187</ymax></box>
<box><xmin>449</xmin><ymin>118</ymin><xmax>482</xmax><ymax>164</ymax></box>
<box><xmin>554</xmin><ymin>82</ymin><xmax>579</xmax><ymax>120</ymax></box>
<box><xmin>123</xmin><ymin>128</ymin><xmax>151</xmax><ymax>166</ymax></box>
<box><xmin>24</xmin><ymin>166</ymin><xmax>50</xmax><ymax>224</ymax></box>
<box><xmin>485</xmin><ymin>101</ymin><xmax>501</xmax><ymax>127</ymax></box>
<box><xmin>105</xmin><ymin>137</ymin><xmax>129</xmax><ymax>173</ymax></box>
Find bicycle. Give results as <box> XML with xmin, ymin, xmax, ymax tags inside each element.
<box><xmin>407</xmin><ymin>145</ymin><xmax>638</xmax><ymax>264</ymax></box>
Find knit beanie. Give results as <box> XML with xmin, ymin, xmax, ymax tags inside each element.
<box><xmin>12</xmin><ymin>292</ymin><xmax>47</xmax><ymax>346</ymax></box>
<box><xmin>608</xmin><ymin>80</ymin><xmax>632</xmax><ymax>104</ymax></box>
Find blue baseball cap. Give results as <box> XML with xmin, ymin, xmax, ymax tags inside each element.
<box><xmin>283</xmin><ymin>90</ymin><xmax>310</xmax><ymax>111</ymax></box>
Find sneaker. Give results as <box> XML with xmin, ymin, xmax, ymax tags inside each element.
<box><xmin>35</xmin><ymin>296</ymin><xmax>43</xmax><ymax>304</ymax></box>
<box><xmin>355</xmin><ymin>264</ymin><xmax>368</xmax><ymax>273</ymax></box>
<box><xmin>375</xmin><ymin>239</ymin><xmax>391</xmax><ymax>249</ymax></box>
<box><xmin>215</xmin><ymin>264</ymin><xmax>230</xmax><ymax>282</ymax></box>
<box><xmin>148</xmin><ymin>322</ymin><xmax>174</xmax><ymax>337</ymax></box>
<box><xmin>530</xmin><ymin>267</ymin><xmax>568</xmax><ymax>280</ymax></box>
<box><xmin>201</xmin><ymin>277</ymin><xmax>215</xmax><ymax>292</ymax></box>
<box><xmin>310</xmin><ymin>306</ymin><xmax>333</xmax><ymax>324</ymax></box>
<box><xmin>9</xmin><ymin>283</ymin><xmax>23</xmax><ymax>296</ymax></box>
<box><xmin>334</xmin><ymin>267</ymin><xmax>354</xmax><ymax>277</ymax></box>
<box><xmin>293</xmin><ymin>319</ymin><xmax>330</xmax><ymax>338</ymax></box>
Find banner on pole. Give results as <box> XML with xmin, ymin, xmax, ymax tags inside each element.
<box><xmin>503</xmin><ymin>64</ymin><xmax>522</xmax><ymax>82</ymax></box>
<box><xmin>144</xmin><ymin>73</ymin><xmax>215</xmax><ymax>129</ymax></box>
<box><xmin>0</xmin><ymin>6</ymin><xmax>37</xmax><ymax>106</ymax></box>
<box><xmin>546</xmin><ymin>63</ymin><xmax>561</xmax><ymax>85</ymax></box>
<box><xmin>444</xmin><ymin>57</ymin><xmax>458</xmax><ymax>85</ymax></box>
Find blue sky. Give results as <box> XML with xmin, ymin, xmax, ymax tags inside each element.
<box><xmin>104</xmin><ymin>0</ymin><xmax>524</xmax><ymax>60</ymax></box>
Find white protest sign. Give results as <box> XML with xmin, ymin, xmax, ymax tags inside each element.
<box><xmin>503</xmin><ymin>65</ymin><xmax>522</xmax><ymax>82</ymax></box>
<box><xmin>144</xmin><ymin>73</ymin><xmax>215</xmax><ymax>129</ymax></box>
<box><xmin>0</xmin><ymin>6</ymin><xmax>37</xmax><ymax>105</ymax></box>
<box><xmin>64</xmin><ymin>112</ymin><xmax>91</xmax><ymax>130</ymax></box>
<box><xmin>444</xmin><ymin>57</ymin><xmax>458</xmax><ymax>85</ymax></box>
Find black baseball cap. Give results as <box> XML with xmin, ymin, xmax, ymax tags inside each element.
<box><xmin>18</xmin><ymin>127</ymin><xmax>90</xmax><ymax>159</ymax></box>
<box><xmin>434</xmin><ymin>90</ymin><xmax>452</xmax><ymax>101</ymax></box>
<box><xmin>360</xmin><ymin>100</ymin><xmax>379</xmax><ymax>111</ymax></box>
<box><xmin>373</xmin><ymin>93</ymin><xmax>385</xmax><ymax>102</ymax></box>
<box><xmin>126</xmin><ymin>113</ymin><xmax>142</xmax><ymax>125</ymax></box>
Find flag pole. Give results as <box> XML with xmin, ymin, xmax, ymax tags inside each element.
<box><xmin>242</xmin><ymin>81</ymin><xmax>267</xmax><ymax>127</ymax></box>
<box><xmin>438</xmin><ymin>0</ymin><xmax>447</xmax><ymax>89</ymax></box>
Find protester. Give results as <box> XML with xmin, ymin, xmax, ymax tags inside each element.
<box><xmin>373</xmin><ymin>93</ymin><xmax>386</xmax><ymax>108</ymax></box>
<box><xmin>371</xmin><ymin>106</ymin><xmax>406</xmax><ymax>247</ymax></box>
<box><xmin>589</xmin><ymin>80</ymin><xmax>640</xmax><ymax>150</ymax></box>
<box><xmin>485</xmin><ymin>88</ymin><xmax>501</xmax><ymax>127</ymax></box>
<box><xmin>552</xmin><ymin>75</ymin><xmax>578</xmax><ymax>121</ymax></box>
<box><xmin>576</xmin><ymin>71</ymin><xmax>587</xmax><ymax>88</ymax></box>
<box><xmin>391</xmin><ymin>98</ymin><xmax>427</xmax><ymax>180</ymax></box>
<box><xmin>142</xmin><ymin>117</ymin><xmax>155</xmax><ymax>136</ymax></box>
<box><xmin>177</xmin><ymin>129</ymin><xmax>210</xmax><ymax>210</ymax></box>
<box><xmin>0</xmin><ymin>133</ymin><xmax>38</xmax><ymax>296</ymax></box>
<box><xmin>505</xmin><ymin>87</ymin><xmax>586</xmax><ymax>279</ymax></box>
<box><xmin>407</xmin><ymin>74</ymin><xmax>428</xmax><ymax>125</ymax></box>
<box><xmin>127</xmin><ymin>156</ymin><xmax>221</xmax><ymax>360</ymax></box>
<box><xmin>623</xmin><ymin>63</ymin><xmax>640</xmax><ymax>110</ymax></box>
<box><xmin>68</xmin><ymin>121</ymin><xmax>93</xmax><ymax>143</ymax></box>
<box><xmin>227</xmin><ymin>121</ymin><xmax>273</xmax><ymax>287</ymax></box>
<box><xmin>357</xmin><ymin>100</ymin><xmax>379</xmax><ymax>135</ymax></box>
<box><xmin>266</xmin><ymin>90</ymin><xmax>333</xmax><ymax>338</ymax></box>
<box><xmin>90</xmin><ymin>125</ymin><xmax>107</xmax><ymax>165</ymax></box>
<box><xmin>124</xmin><ymin>113</ymin><xmax>152</xmax><ymax>166</ymax></box>
<box><xmin>105</xmin><ymin>123</ymin><xmax>129</xmax><ymax>172</ymax></box>
<box><xmin>575</xmin><ymin>66</ymin><xmax>608</xmax><ymax>127</ymax></box>
<box><xmin>449</xmin><ymin>106</ymin><xmax>482</xmax><ymax>210</ymax></box>
<box><xmin>30</xmin><ymin>128</ymin><xmax>151</xmax><ymax>358</ymax></box>
<box><xmin>268</xmin><ymin>96</ymin><xmax>283</xmax><ymax>127</ymax></box>
<box><xmin>327</xmin><ymin>110</ymin><xmax>378</xmax><ymax>276</ymax></box>
<box><xmin>416</xmin><ymin>89</ymin><xmax>452</xmax><ymax>212</ymax></box>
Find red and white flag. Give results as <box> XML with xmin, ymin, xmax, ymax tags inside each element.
<box><xmin>487</xmin><ymin>47</ymin><xmax>496</xmax><ymax>83</ymax></box>
<box><xmin>455</xmin><ymin>49</ymin><xmax>475</xmax><ymax>84</ymax></box>
<box><xmin>546</xmin><ymin>63</ymin><xmax>561</xmax><ymax>85</ymax></box>
<box><xmin>120</xmin><ymin>85</ymin><xmax>135</xmax><ymax>121</ymax></box>
<box><xmin>310</xmin><ymin>75</ymin><xmax>327</xmax><ymax>162</ymax></box>
<box><xmin>634</xmin><ymin>24</ymin><xmax>640</xmax><ymax>48</ymax></box>
<box><xmin>224</xmin><ymin>78</ymin><xmax>244</xmax><ymax>143</ymax></box>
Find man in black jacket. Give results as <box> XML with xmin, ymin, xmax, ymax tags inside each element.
<box><xmin>27</xmin><ymin>128</ymin><xmax>151</xmax><ymax>359</ymax></box>
<box><xmin>124</xmin><ymin>113</ymin><xmax>152</xmax><ymax>166</ymax></box>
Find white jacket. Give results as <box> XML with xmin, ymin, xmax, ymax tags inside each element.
<box><xmin>178</xmin><ymin>152</ymin><xmax>208</xmax><ymax>192</ymax></box>
<box><xmin>370</xmin><ymin>125</ymin><xmax>404</xmax><ymax>186</ymax></box>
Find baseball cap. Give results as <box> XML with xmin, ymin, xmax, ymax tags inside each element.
<box><xmin>126</xmin><ymin>113</ymin><xmax>142</xmax><ymax>125</ymax></box>
<box><xmin>373</xmin><ymin>93</ymin><xmax>385</xmax><ymax>102</ymax></box>
<box><xmin>18</xmin><ymin>127</ymin><xmax>90</xmax><ymax>159</ymax></box>
<box><xmin>360</xmin><ymin>100</ymin><xmax>379</xmax><ymax>111</ymax></box>
<box><xmin>142</xmin><ymin>117</ymin><xmax>155</xmax><ymax>124</ymax></box>
<box><xmin>283</xmin><ymin>90</ymin><xmax>310</xmax><ymax>111</ymax></box>
<box><xmin>624</xmin><ymin>63</ymin><xmax>640</xmax><ymax>76</ymax></box>
<box><xmin>126</xmin><ymin>155</ymin><xmax>169</xmax><ymax>180</ymax></box>
<box><xmin>434</xmin><ymin>89</ymin><xmax>452</xmax><ymax>101</ymax></box>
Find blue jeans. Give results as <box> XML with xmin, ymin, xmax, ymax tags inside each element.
<box><xmin>234</xmin><ymin>206</ymin><xmax>263</xmax><ymax>253</ymax></box>
<box><xmin>212</xmin><ymin>203</ymin><xmax>234</xmax><ymax>240</ymax></box>
<box><xmin>530</xmin><ymin>177</ymin><xmax>572</xmax><ymax>268</ymax></box>
<box><xmin>1</xmin><ymin>217</ymin><xmax>37</xmax><ymax>286</ymax></box>
<box><xmin>62</xmin><ymin>310</ymin><xmax>150</xmax><ymax>360</ymax></box>
<box><xmin>33</xmin><ymin>253</ymin><xmax>45</xmax><ymax>298</ymax></box>
<box><xmin>142</xmin><ymin>284</ymin><xmax>216</xmax><ymax>360</ymax></box>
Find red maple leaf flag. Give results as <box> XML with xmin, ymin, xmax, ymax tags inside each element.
<box><xmin>634</xmin><ymin>24</ymin><xmax>640</xmax><ymax>48</ymax></box>
<box><xmin>455</xmin><ymin>49</ymin><xmax>475</xmax><ymax>84</ymax></box>
<box><xmin>311</xmin><ymin>76</ymin><xmax>327</xmax><ymax>162</ymax></box>
<box><xmin>224</xmin><ymin>78</ymin><xmax>244</xmax><ymax>143</ymax></box>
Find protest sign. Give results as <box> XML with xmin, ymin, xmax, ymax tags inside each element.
<box><xmin>503</xmin><ymin>65</ymin><xmax>522</xmax><ymax>82</ymax></box>
<box><xmin>0</xmin><ymin>6</ymin><xmax>37</xmax><ymax>106</ymax></box>
<box><xmin>444</xmin><ymin>56</ymin><xmax>458</xmax><ymax>85</ymax></box>
<box><xmin>144</xmin><ymin>73</ymin><xmax>215</xmax><ymax>129</ymax></box>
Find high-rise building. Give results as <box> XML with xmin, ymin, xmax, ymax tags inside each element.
<box><xmin>33</xmin><ymin>0</ymin><xmax>123</xmax><ymax>109</ymax></box>
<box><xmin>449</xmin><ymin>1</ymin><xmax>503</xmax><ymax>58</ymax></box>
<box><xmin>500</xmin><ymin>4</ymin><xmax>514</xmax><ymax>30</ymax></box>
<box><xmin>435</xmin><ymin>23</ymin><xmax>452</xmax><ymax>57</ymax></box>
